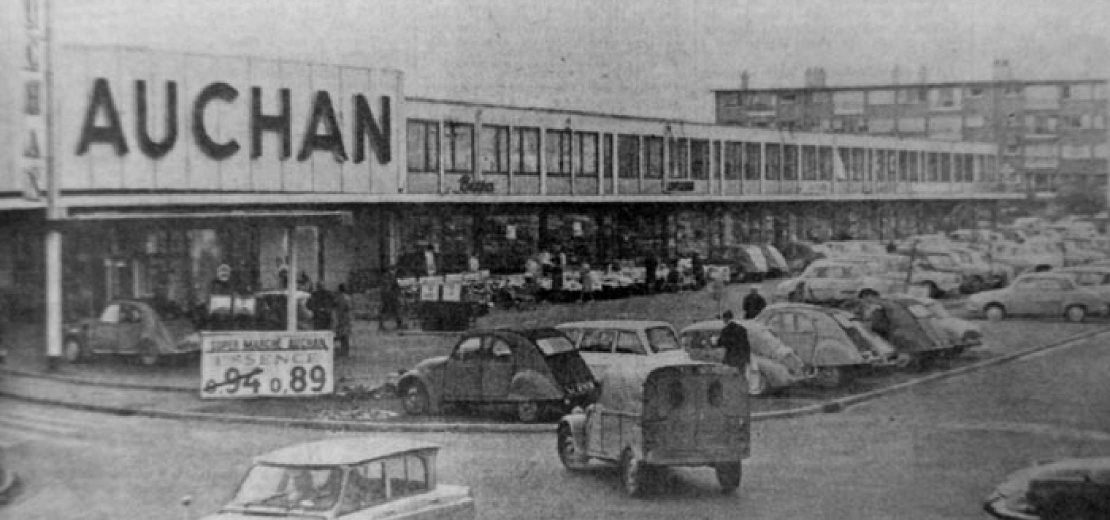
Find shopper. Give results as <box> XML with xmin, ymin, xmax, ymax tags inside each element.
<box><xmin>717</xmin><ymin>310</ymin><xmax>750</xmax><ymax>373</ymax></box>
<box><xmin>379</xmin><ymin>267</ymin><xmax>405</xmax><ymax>331</ymax></box>
<box><xmin>307</xmin><ymin>282</ymin><xmax>334</xmax><ymax>331</ymax></box>
<box><xmin>579</xmin><ymin>262</ymin><xmax>596</xmax><ymax>302</ymax></box>
<box><xmin>742</xmin><ymin>287</ymin><xmax>767</xmax><ymax>319</ymax></box>
<box><xmin>333</xmin><ymin>284</ymin><xmax>352</xmax><ymax>357</ymax></box>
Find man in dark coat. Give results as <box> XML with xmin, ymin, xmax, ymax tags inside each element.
<box><xmin>307</xmin><ymin>282</ymin><xmax>334</xmax><ymax>331</ymax></box>
<box><xmin>742</xmin><ymin>287</ymin><xmax>767</xmax><ymax>319</ymax></box>
<box><xmin>379</xmin><ymin>267</ymin><xmax>405</xmax><ymax>331</ymax></box>
<box><xmin>717</xmin><ymin>310</ymin><xmax>750</xmax><ymax>373</ymax></box>
<box><xmin>644</xmin><ymin>254</ymin><xmax>658</xmax><ymax>293</ymax></box>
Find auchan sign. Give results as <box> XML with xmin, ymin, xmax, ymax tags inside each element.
<box><xmin>54</xmin><ymin>46</ymin><xmax>404</xmax><ymax>195</ymax></box>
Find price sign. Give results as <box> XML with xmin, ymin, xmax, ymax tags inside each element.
<box><xmin>441</xmin><ymin>282</ymin><xmax>462</xmax><ymax>302</ymax></box>
<box><xmin>200</xmin><ymin>330</ymin><xmax>334</xmax><ymax>399</ymax></box>
<box><xmin>420</xmin><ymin>282</ymin><xmax>441</xmax><ymax>301</ymax></box>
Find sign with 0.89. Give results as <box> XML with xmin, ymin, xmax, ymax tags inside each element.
<box><xmin>200</xmin><ymin>330</ymin><xmax>334</xmax><ymax>399</ymax></box>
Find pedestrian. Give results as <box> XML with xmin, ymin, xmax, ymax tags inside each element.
<box><xmin>717</xmin><ymin>310</ymin><xmax>750</xmax><ymax>374</ymax></box>
<box><xmin>379</xmin><ymin>266</ymin><xmax>405</xmax><ymax>331</ymax></box>
<box><xmin>579</xmin><ymin>262</ymin><xmax>596</xmax><ymax>302</ymax></box>
<box><xmin>307</xmin><ymin>282</ymin><xmax>334</xmax><ymax>331</ymax></box>
<box><xmin>742</xmin><ymin>287</ymin><xmax>767</xmax><ymax>319</ymax></box>
<box><xmin>644</xmin><ymin>254</ymin><xmax>658</xmax><ymax>293</ymax></box>
<box><xmin>692</xmin><ymin>252</ymin><xmax>706</xmax><ymax>289</ymax></box>
<box><xmin>423</xmin><ymin>245</ymin><xmax>437</xmax><ymax>276</ymax></box>
<box><xmin>333</xmin><ymin>284</ymin><xmax>352</xmax><ymax>357</ymax></box>
<box><xmin>550</xmin><ymin>258</ymin><xmax>564</xmax><ymax>302</ymax></box>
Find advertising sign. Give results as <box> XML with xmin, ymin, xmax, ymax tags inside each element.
<box><xmin>53</xmin><ymin>45</ymin><xmax>404</xmax><ymax>197</ymax></box>
<box><xmin>200</xmin><ymin>330</ymin><xmax>333</xmax><ymax>399</ymax></box>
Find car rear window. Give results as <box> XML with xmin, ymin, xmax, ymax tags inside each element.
<box><xmin>535</xmin><ymin>335</ymin><xmax>577</xmax><ymax>356</ymax></box>
<box><xmin>646</xmin><ymin>326</ymin><xmax>680</xmax><ymax>353</ymax></box>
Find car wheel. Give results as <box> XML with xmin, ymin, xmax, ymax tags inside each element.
<box><xmin>984</xmin><ymin>304</ymin><xmax>1006</xmax><ymax>321</ymax></box>
<box><xmin>63</xmin><ymin>337</ymin><xmax>86</xmax><ymax>363</ymax></box>
<box><xmin>1042</xmin><ymin>495</ymin><xmax>1099</xmax><ymax>520</ymax></box>
<box><xmin>715</xmin><ymin>462</ymin><xmax>742</xmax><ymax>494</ymax></box>
<box><xmin>1065</xmin><ymin>305</ymin><xmax>1087</xmax><ymax>323</ymax></box>
<box><xmin>138</xmin><ymin>340</ymin><xmax>159</xmax><ymax>367</ymax></box>
<box><xmin>858</xmin><ymin>289</ymin><xmax>878</xmax><ymax>299</ymax></box>
<box><xmin>922</xmin><ymin>281</ymin><xmax>941</xmax><ymax>299</ymax></box>
<box><xmin>557</xmin><ymin>424</ymin><xmax>588</xmax><ymax>471</ymax></box>
<box><xmin>747</xmin><ymin>366</ymin><xmax>768</xmax><ymax>396</ymax></box>
<box><xmin>400</xmin><ymin>381</ymin><xmax>430</xmax><ymax>415</ymax></box>
<box><xmin>813</xmin><ymin>366</ymin><xmax>846</xmax><ymax>389</ymax></box>
<box><xmin>620</xmin><ymin>448</ymin><xmax>647</xmax><ymax>497</ymax></box>
<box><xmin>516</xmin><ymin>401</ymin><xmax>542</xmax><ymax>423</ymax></box>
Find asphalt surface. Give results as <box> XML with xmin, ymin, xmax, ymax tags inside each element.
<box><xmin>3</xmin><ymin>325</ymin><xmax>1110</xmax><ymax>519</ymax></box>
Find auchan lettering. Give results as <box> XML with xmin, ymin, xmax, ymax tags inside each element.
<box><xmin>75</xmin><ymin>77</ymin><xmax>391</xmax><ymax>165</ymax></box>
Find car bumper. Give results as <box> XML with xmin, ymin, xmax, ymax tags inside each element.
<box><xmin>983</xmin><ymin>495</ymin><xmax>1039</xmax><ymax>520</ymax></box>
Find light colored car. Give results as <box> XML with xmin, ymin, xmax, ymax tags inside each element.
<box><xmin>905</xmin><ymin>296</ymin><xmax>983</xmax><ymax>351</ymax></box>
<box><xmin>989</xmin><ymin>240</ymin><xmax>1065</xmax><ymax>276</ymax></box>
<box><xmin>773</xmin><ymin>259</ymin><xmax>896</xmax><ymax>303</ymax></box>
<box><xmin>984</xmin><ymin>456</ymin><xmax>1110</xmax><ymax>519</ymax></box>
<box><xmin>555</xmin><ymin>320</ymin><xmax>690</xmax><ymax>378</ymax></box>
<box><xmin>822</xmin><ymin>240</ymin><xmax>888</xmax><ymax>257</ymax></box>
<box><xmin>556</xmin><ymin>361</ymin><xmax>749</xmax><ymax>496</ymax></box>
<box><xmin>679</xmin><ymin>319</ymin><xmax>805</xmax><ymax>395</ymax></box>
<box><xmin>847</xmin><ymin>253</ymin><xmax>961</xmax><ymax>298</ymax></box>
<box><xmin>201</xmin><ymin>437</ymin><xmax>475</xmax><ymax>520</ymax></box>
<box><xmin>1056</xmin><ymin>265</ymin><xmax>1110</xmax><ymax>304</ymax></box>
<box><xmin>966</xmin><ymin>272</ymin><xmax>1109</xmax><ymax>322</ymax></box>
<box><xmin>754</xmin><ymin>303</ymin><xmax>898</xmax><ymax>388</ymax></box>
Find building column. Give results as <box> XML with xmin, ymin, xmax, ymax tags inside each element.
<box><xmin>45</xmin><ymin>228</ymin><xmax>62</xmax><ymax>366</ymax></box>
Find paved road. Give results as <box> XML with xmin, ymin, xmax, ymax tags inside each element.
<box><xmin>4</xmin><ymin>329</ymin><xmax>1110</xmax><ymax>519</ymax></box>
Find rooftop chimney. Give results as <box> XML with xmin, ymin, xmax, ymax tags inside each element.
<box><xmin>804</xmin><ymin>67</ymin><xmax>827</xmax><ymax>88</ymax></box>
<box><xmin>741</xmin><ymin>70</ymin><xmax>750</xmax><ymax>90</ymax></box>
<box><xmin>992</xmin><ymin>59</ymin><xmax>1013</xmax><ymax>81</ymax></box>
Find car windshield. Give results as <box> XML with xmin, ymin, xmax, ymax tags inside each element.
<box><xmin>229</xmin><ymin>465</ymin><xmax>343</xmax><ymax>512</ymax></box>
<box><xmin>535</xmin><ymin>335</ymin><xmax>576</xmax><ymax>356</ymax></box>
<box><xmin>646</xmin><ymin>326</ymin><xmax>680</xmax><ymax>353</ymax></box>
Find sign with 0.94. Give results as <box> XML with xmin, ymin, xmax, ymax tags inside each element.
<box><xmin>199</xmin><ymin>330</ymin><xmax>334</xmax><ymax>399</ymax></box>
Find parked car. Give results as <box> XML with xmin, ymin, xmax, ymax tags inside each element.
<box><xmin>754</xmin><ymin>303</ymin><xmax>898</xmax><ymax>388</ymax></box>
<box><xmin>966</xmin><ymin>272</ymin><xmax>1109</xmax><ymax>322</ymax></box>
<box><xmin>849</xmin><ymin>296</ymin><xmax>969</xmax><ymax>368</ymax></box>
<box><xmin>62</xmin><ymin>299</ymin><xmax>201</xmax><ymax>366</ymax></box>
<box><xmin>903</xmin><ymin>296</ymin><xmax>983</xmax><ymax>352</ymax></box>
<box><xmin>707</xmin><ymin>244</ymin><xmax>770</xmax><ymax>282</ymax></box>
<box><xmin>200</xmin><ymin>437</ymin><xmax>475</xmax><ymax>520</ymax></box>
<box><xmin>1057</xmin><ymin>265</ymin><xmax>1110</xmax><ymax>304</ymax></box>
<box><xmin>556</xmin><ymin>360</ymin><xmax>749</xmax><ymax>496</ymax></box>
<box><xmin>680</xmin><ymin>319</ymin><xmax>805</xmax><ymax>395</ymax></box>
<box><xmin>989</xmin><ymin>240</ymin><xmax>1065</xmax><ymax>275</ymax></box>
<box><xmin>397</xmin><ymin>328</ymin><xmax>598</xmax><ymax>422</ymax></box>
<box><xmin>848</xmin><ymin>253</ymin><xmax>961</xmax><ymax>298</ymax></box>
<box><xmin>759</xmin><ymin>244</ymin><xmax>790</xmax><ymax>277</ymax></box>
<box><xmin>773</xmin><ymin>259</ymin><xmax>896</xmax><ymax>303</ymax></box>
<box><xmin>778</xmin><ymin>240</ymin><xmax>827</xmax><ymax>273</ymax></box>
<box><xmin>555</xmin><ymin>320</ymin><xmax>689</xmax><ymax>378</ymax></box>
<box><xmin>984</xmin><ymin>456</ymin><xmax>1110</xmax><ymax>520</ymax></box>
<box><xmin>822</xmin><ymin>240</ymin><xmax>888</xmax><ymax>257</ymax></box>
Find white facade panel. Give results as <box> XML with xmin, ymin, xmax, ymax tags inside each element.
<box><xmin>52</xmin><ymin>45</ymin><xmax>403</xmax><ymax>198</ymax></box>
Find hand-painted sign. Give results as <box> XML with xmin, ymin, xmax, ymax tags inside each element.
<box><xmin>200</xmin><ymin>330</ymin><xmax>334</xmax><ymax>399</ymax></box>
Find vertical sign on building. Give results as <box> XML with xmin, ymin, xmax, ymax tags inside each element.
<box><xmin>19</xmin><ymin>0</ymin><xmax>49</xmax><ymax>203</ymax></box>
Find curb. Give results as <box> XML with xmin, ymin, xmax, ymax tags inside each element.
<box><xmin>2</xmin><ymin>327</ymin><xmax>1107</xmax><ymax>434</ymax></box>
<box><xmin>0</xmin><ymin>366</ymin><xmax>194</xmax><ymax>393</ymax></box>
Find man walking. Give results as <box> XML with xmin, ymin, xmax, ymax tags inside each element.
<box><xmin>742</xmin><ymin>287</ymin><xmax>767</xmax><ymax>319</ymax></box>
<box><xmin>379</xmin><ymin>267</ymin><xmax>405</xmax><ymax>331</ymax></box>
<box><xmin>717</xmin><ymin>310</ymin><xmax>750</xmax><ymax>374</ymax></box>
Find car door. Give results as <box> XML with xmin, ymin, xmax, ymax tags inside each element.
<box><xmin>767</xmin><ymin>312</ymin><xmax>816</xmax><ymax>361</ymax></box>
<box><xmin>442</xmin><ymin>336</ymin><xmax>483</xmax><ymax>401</ymax></box>
<box><xmin>481</xmin><ymin>336</ymin><xmax>514</xmax><ymax>399</ymax></box>
<box><xmin>1029</xmin><ymin>278</ymin><xmax>1066</xmax><ymax>316</ymax></box>
<box><xmin>89</xmin><ymin>303</ymin><xmax>122</xmax><ymax>352</ymax></box>
<box><xmin>1006</xmin><ymin>277</ymin><xmax>1040</xmax><ymax>315</ymax></box>
<box><xmin>116</xmin><ymin>302</ymin><xmax>146</xmax><ymax>352</ymax></box>
<box><xmin>578</xmin><ymin>328</ymin><xmax>616</xmax><ymax>377</ymax></box>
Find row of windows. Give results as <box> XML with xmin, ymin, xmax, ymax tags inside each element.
<box><xmin>408</xmin><ymin>120</ymin><xmax>599</xmax><ymax>176</ymax></box>
<box><xmin>408</xmin><ymin>120</ymin><xmax>991</xmax><ymax>183</ymax></box>
<box><xmin>724</xmin><ymin>83</ymin><xmax>1107</xmax><ymax>109</ymax></box>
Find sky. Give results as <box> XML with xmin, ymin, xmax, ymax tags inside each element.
<box><xmin>53</xmin><ymin>0</ymin><xmax>1110</xmax><ymax>121</ymax></box>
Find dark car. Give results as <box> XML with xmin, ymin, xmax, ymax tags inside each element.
<box><xmin>62</xmin><ymin>299</ymin><xmax>201</xmax><ymax>366</ymax></box>
<box><xmin>849</xmin><ymin>296</ymin><xmax>965</xmax><ymax>368</ymax></box>
<box><xmin>397</xmin><ymin>328</ymin><xmax>599</xmax><ymax>422</ymax></box>
<box><xmin>985</xmin><ymin>457</ymin><xmax>1110</xmax><ymax>519</ymax></box>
